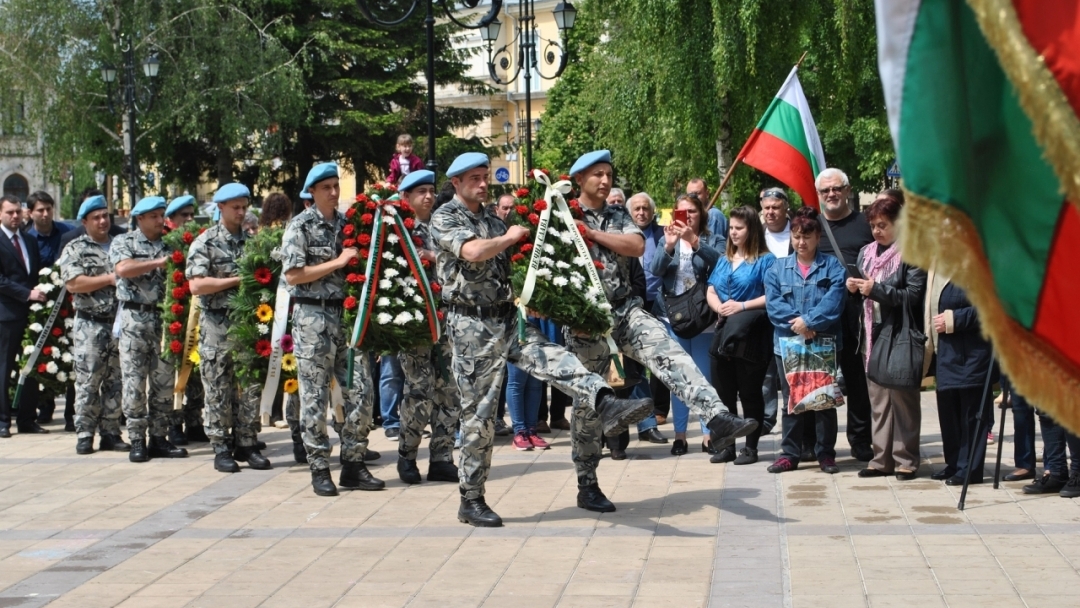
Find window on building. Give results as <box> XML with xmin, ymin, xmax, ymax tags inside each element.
<box><xmin>2</xmin><ymin>174</ymin><xmax>29</xmax><ymax>203</ymax></box>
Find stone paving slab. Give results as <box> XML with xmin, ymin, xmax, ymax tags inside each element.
<box><xmin>0</xmin><ymin>392</ymin><xmax>1077</xmax><ymax>607</ymax></box>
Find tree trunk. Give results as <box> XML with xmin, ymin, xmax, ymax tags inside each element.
<box><xmin>715</xmin><ymin>94</ymin><xmax>734</xmax><ymax>210</ymax></box>
<box><xmin>216</xmin><ymin>147</ymin><xmax>233</xmax><ymax>185</ymax></box>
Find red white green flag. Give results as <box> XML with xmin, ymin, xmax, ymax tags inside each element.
<box><xmin>735</xmin><ymin>66</ymin><xmax>827</xmax><ymax>208</ymax></box>
<box><xmin>876</xmin><ymin>0</ymin><xmax>1080</xmax><ymax>428</ymax></box>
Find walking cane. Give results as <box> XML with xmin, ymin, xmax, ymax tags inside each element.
<box><xmin>958</xmin><ymin>354</ymin><xmax>996</xmax><ymax>510</ymax></box>
<box><xmin>992</xmin><ymin>381</ymin><xmax>1011</xmax><ymax>490</ymax></box>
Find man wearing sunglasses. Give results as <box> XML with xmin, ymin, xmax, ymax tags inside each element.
<box><xmin>814</xmin><ymin>168</ymin><xmax>875</xmax><ymax>463</ymax></box>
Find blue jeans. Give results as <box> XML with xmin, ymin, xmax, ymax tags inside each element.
<box><xmin>1006</xmin><ymin>378</ymin><xmax>1037</xmax><ymax>471</ymax></box>
<box><xmin>1038</xmin><ymin>412</ymin><xmax>1080</xmax><ymax>478</ymax></box>
<box><xmin>761</xmin><ymin>357</ymin><xmax>781</xmax><ymax>433</ymax></box>
<box><xmin>506</xmin><ymin>363</ymin><xmax>542</xmax><ymax>433</ymax></box>
<box><xmin>624</xmin><ymin>355</ymin><xmax>657</xmax><ymax>433</ymax></box>
<box><xmin>379</xmin><ymin>355</ymin><xmax>402</xmax><ymax>430</ymax></box>
<box><xmin>662</xmin><ymin>321</ymin><xmax>712</xmax><ymax>435</ymax></box>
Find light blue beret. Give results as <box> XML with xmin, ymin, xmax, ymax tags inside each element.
<box><xmin>570</xmin><ymin>149</ymin><xmax>612</xmax><ymax>176</ymax></box>
<box><xmin>77</xmin><ymin>195</ymin><xmax>107</xmax><ymax>220</ymax></box>
<box><xmin>399</xmin><ymin>170</ymin><xmax>435</xmax><ymax>192</ymax></box>
<box><xmin>299</xmin><ymin>191</ymin><xmax>312</xmax><ymax>200</ymax></box>
<box><xmin>213</xmin><ymin>183</ymin><xmax>251</xmax><ymax>204</ymax></box>
<box><xmin>302</xmin><ymin>162</ymin><xmax>339</xmax><ymax>194</ymax></box>
<box><xmin>131</xmin><ymin>196</ymin><xmax>167</xmax><ymax>217</ymax></box>
<box><xmin>446</xmin><ymin>153</ymin><xmax>489</xmax><ymax>178</ymax></box>
<box><xmin>165</xmin><ymin>195</ymin><xmax>196</xmax><ymax>218</ymax></box>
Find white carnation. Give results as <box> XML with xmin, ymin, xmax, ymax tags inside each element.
<box><xmin>38</xmin><ymin>384</ymin><xmax>44</xmax><ymax>391</ymax></box>
<box><xmin>59</xmin><ymin>337</ymin><xmax>69</xmax><ymax>345</ymax></box>
<box><xmin>259</xmin><ymin>292</ymin><xmax>271</xmax><ymax>303</ymax></box>
<box><xmin>257</xmin><ymin>323</ymin><xmax>270</xmax><ymax>335</ymax></box>
<box><xmin>393</xmin><ymin>298</ymin><xmax>404</xmax><ymax>306</ymax></box>
<box><xmin>547</xmin><ymin>228</ymin><xmax>561</xmax><ymax>238</ymax></box>
<box><xmin>23</xmin><ymin>345</ymin><xmax>34</xmax><ymax>355</ymax></box>
<box><xmin>61</xmin><ymin>353</ymin><xmax>73</xmax><ymax>363</ymax></box>
<box><xmin>45</xmin><ymin>361</ymin><xmax>58</xmax><ymax>374</ymax></box>
<box><xmin>413</xmin><ymin>310</ymin><xmax>424</xmax><ymax>322</ymax></box>
<box><xmin>51</xmin><ymin>349</ymin><xmax>61</xmax><ymax>359</ymax></box>
<box><xmin>38</xmin><ymin>283</ymin><xmax>54</xmax><ymax>294</ymax></box>
<box><xmin>56</xmin><ymin>371</ymin><xmax>68</xmax><ymax>383</ymax></box>
<box><xmin>379</xmin><ymin>279</ymin><xmax>392</xmax><ymax>290</ymax></box>
<box><xmin>387</xmin><ymin>233</ymin><xmax>400</xmax><ymax>245</ymax></box>
<box><xmin>382</xmin><ymin>251</ymin><xmax>396</xmax><ymax>261</ymax></box>
<box><xmin>377</xmin><ymin>297</ymin><xmax>390</xmax><ymax>307</ymax></box>
<box><xmin>29</xmin><ymin>323</ymin><xmax>42</xmax><ymax>333</ymax></box>
<box><xmin>536</xmin><ymin>268</ymin><xmax>552</xmax><ymax>279</ymax></box>
<box><xmin>412</xmin><ymin>295</ymin><xmax>423</xmax><ymax>304</ymax></box>
<box><xmin>540</xmin><ymin>257</ymin><xmax>554</xmax><ymax>267</ymax></box>
<box><xmin>51</xmin><ymin>273</ymin><xmax>63</xmax><ymax>286</ymax></box>
<box><xmin>396</xmin><ymin>256</ymin><xmax>407</xmax><ymax>267</ymax></box>
<box><xmin>573</xmin><ymin>256</ymin><xmax>591</xmax><ymax>267</ymax></box>
<box><xmin>555</xmin><ymin>261</ymin><xmax>570</xmax><ymax>270</ymax></box>
<box><xmin>377</xmin><ymin>312</ymin><xmax>393</xmax><ymax>325</ymax></box>
<box><xmin>384</xmin><ymin>268</ymin><xmax>399</xmax><ymax>278</ymax></box>
<box><xmin>38</xmin><ymin>268</ymin><xmax>51</xmax><ymax>276</ymax></box>
<box><xmin>559</xmin><ymin>233</ymin><xmax>575</xmax><ymax>245</ymax></box>
<box><xmin>403</xmin><ymin>286</ymin><xmax>416</xmax><ymax>297</ymax></box>
<box><xmin>543</xmin><ymin>244</ymin><xmax>555</xmax><ymax>255</ymax></box>
<box><xmin>599</xmin><ymin>302</ymin><xmax>612</xmax><ymax>311</ymax></box>
<box><xmin>30</xmin><ymin>304</ymin><xmax>43</xmax><ymax>312</ymax></box>
<box><xmin>586</xmin><ymin>287</ymin><xmax>601</xmax><ymax>302</ymax></box>
<box><xmin>393</xmin><ymin>311</ymin><xmax>414</xmax><ymax>325</ymax></box>
<box><xmin>553</xmin><ymin>277</ymin><xmax>568</xmax><ymax>287</ymax></box>
<box><xmin>570</xmin><ymin>276</ymin><xmax>583</xmax><ymax>289</ymax></box>
<box><xmin>63</xmin><ymin>318</ymin><xmax>74</xmax><ymax>329</ymax></box>
<box><xmin>405</xmin><ymin>276</ymin><xmax>417</xmax><ymax>287</ymax></box>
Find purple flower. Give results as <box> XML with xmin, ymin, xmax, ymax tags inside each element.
<box><xmin>280</xmin><ymin>334</ymin><xmax>294</xmax><ymax>353</ymax></box>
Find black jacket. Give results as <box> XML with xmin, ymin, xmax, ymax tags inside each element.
<box><xmin>856</xmin><ymin>251</ymin><xmax>928</xmax><ymax>344</ymax></box>
<box><xmin>0</xmin><ymin>229</ymin><xmax>42</xmax><ymax>322</ymax></box>
<box><xmin>934</xmin><ymin>282</ymin><xmax>997</xmax><ymax>390</ymax></box>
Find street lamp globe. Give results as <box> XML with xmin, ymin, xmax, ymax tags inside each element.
<box><xmin>553</xmin><ymin>2</ymin><xmax>577</xmax><ymax>32</ymax></box>
<box><xmin>481</xmin><ymin>18</ymin><xmax>502</xmax><ymax>43</ymax></box>
<box><xmin>100</xmin><ymin>64</ymin><xmax>118</xmax><ymax>84</ymax></box>
<box><xmin>142</xmin><ymin>54</ymin><xmax>160</xmax><ymax>78</ymax></box>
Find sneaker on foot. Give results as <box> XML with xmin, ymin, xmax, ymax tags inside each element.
<box><xmin>527</xmin><ymin>431</ymin><xmax>550</xmax><ymax>450</ymax></box>
<box><xmin>733</xmin><ymin>447</ymin><xmax>758</xmax><ymax>465</ymax></box>
<box><xmin>493</xmin><ymin>418</ymin><xmax>511</xmax><ymax>437</ymax></box>
<box><xmin>512</xmin><ymin>431</ymin><xmax>533</xmax><ymax>451</ymax></box>
<box><xmin>1060</xmin><ymin>474</ymin><xmax>1080</xmax><ymax>499</ymax></box>
<box><xmin>820</xmin><ymin>457</ymin><xmax>840</xmax><ymax>474</ymax></box>
<box><xmin>987</xmin><ymin>431</ymin><xmax>995</xmax><ymax>445</ymax></box>
<box><xmin>768</xmin><ymin>457</ymin><xmax>796</xmax><ymax>474</ymax></box>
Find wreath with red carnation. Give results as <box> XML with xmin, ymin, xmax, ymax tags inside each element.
<box><xmin>160</xmin><ymin>222</ymin><xmax>204</xmax><ymax>364</ymax></box>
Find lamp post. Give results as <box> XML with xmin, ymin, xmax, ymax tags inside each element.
<box><xmin>356</xmin><ymin>0</ymin><xmax>503</xmax><ymax>174</ymax></box>
<box><xmin>484</xmin><ymin>0</ymin><xmax>576</xmax><ymax>173</ymax></box>
<box><xmin>100</xmin><ymin>37</ymin><xmax>159</xmax><ymax>209</ymax></box>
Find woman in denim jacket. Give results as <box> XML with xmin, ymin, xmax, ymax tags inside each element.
<box><xmin>764</xmin><ymin>207</ymin><xmax>847</xmax><ymax>474</ymax></box>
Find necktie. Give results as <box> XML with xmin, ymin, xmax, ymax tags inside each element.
<box><xmin>11</xmin><ymin>234</ymin><xmax>25</xmax><ymax>270</ymax></box>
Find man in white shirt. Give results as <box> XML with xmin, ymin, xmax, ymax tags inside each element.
<box><xmin>759</xmin><ymin>187</ymin><xmax>791</xmax><ymax>435</ymax></box>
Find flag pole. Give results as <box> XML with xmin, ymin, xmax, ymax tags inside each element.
<box><xmin>709</xmin><ymin>51</ymin><xmax>809</xmax><ymax>210</ymax></box>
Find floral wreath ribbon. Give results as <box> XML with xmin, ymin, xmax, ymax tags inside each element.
<box><xmin>12</xmin><ymin>286</ymin><xmax>68</xmax><ymax>411</ymax></box>
<box><xmin>518</xmin><ymin>171</ymin><xmax>624</xmax><ymax>378</ymax></box>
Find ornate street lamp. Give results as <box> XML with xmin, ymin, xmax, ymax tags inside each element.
<box><xmin>100</xmin><ymin>37</ymin><xmax>159</xmax><ymax>208</ymax></box>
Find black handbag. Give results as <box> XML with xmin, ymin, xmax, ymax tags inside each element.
<box><xmin>866</xmin><ymin>291</ymin><xmax>927</xmax><ymax>390</ymax></box>
<box><xmin>665</xmin><ymin>280</ymin><xmax>716</xmax><ymax>339</ymax></box>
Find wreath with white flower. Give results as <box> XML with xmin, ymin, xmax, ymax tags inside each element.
<box><xmin>12</xmin><ymin>266</ymin><xmax>74</xmax><ymax>397</ymax></box>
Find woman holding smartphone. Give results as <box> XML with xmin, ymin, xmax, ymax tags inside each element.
<box><xmin>649</xmin><ymin>193</ymin><xmax>726</xmax><ymax>456</ymax></box>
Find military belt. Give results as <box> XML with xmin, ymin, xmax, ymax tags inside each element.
<box><xmin>293</xmin><ymin>297</ymin><xmax>344</xmax><ymax>309</ymax></box>
<box><xmin>121</xmin><ymin>302</ymin><xmax>158</xmax><ymax>313</ymax></box>
<box><xmin>202</xmin><ymin>307</ymin><xmax>228</xmax><ymax>315</ymax></box>
<box><xmin>75</xmin><ymin>310</ymin><xmax>116</xmax><ymax>323</ymax></box>
<box><xmin>444</xmin><ymin>302</ymin><xmax>515</xmax><ymax>319</ymax></box>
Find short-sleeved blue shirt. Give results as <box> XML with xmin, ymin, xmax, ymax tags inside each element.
<box><xmin>707</xmin><ymin>252</ymin><xmax>776</xmax><ymax>302</ymax></box>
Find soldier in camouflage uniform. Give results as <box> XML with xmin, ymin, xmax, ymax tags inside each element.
<box><xmin>430</xmin><ymin>152</ymin><xmax>654</xmax><ymax>528</ymax></box>
<box><xmin>282</xmin><ymin>162</ymin><xmax>384</xmax><ymax>496</ymax></box>
<box><xmin>164</xmin><ymin>195</ymin><xmax>207</xmax><ymax>446</ymax></box>
<box><xmin>110</xmin><ymin>196</ymin><xmax>189</xmax><ymax>462</ymax></box>
<box><xmin>58</xmin><ymin>195</ymin><xmax>127</xmax><ymax>455</ymax></box>
<box><xmin>562</xmin><ymin>150</ymin><xmax>757</xmax><ymax>510</ymax></box>
<box><xmin>187</xmin><ymin>184</ymin><xmax>271</xmax><ymax>473</ymax></box>
<box><xmin>393</xmin><ymin>170</ymin><xmax>460</xmax><ymax>485</ymax></box>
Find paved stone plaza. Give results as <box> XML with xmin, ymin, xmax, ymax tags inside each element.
<box><xmin>0</xmin><ymin>392</ymin><xmax>1077</xmax><ymax>608</ymax></box>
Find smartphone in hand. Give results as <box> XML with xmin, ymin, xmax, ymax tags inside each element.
<box><xmin>673</xmin><ymin>209</ymin><xmax>688</xmax><ymax>225</ymax></box>
<box><xmin>845</xmin><ymin>263</ymin><xmax>864</xmax><ymax>279</ymax></box>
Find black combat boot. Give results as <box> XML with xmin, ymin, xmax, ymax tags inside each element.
<box><xmin>595</xmin><ymin>390</ymin><xmax>654</xmax><ymax>437</ymax></box>
<box><xmin>76</xmin><ymin>436</ymin><xmax>94</xmax><ymax>455</ymax></box>
<box><xmin>363</xmin><ymin>449</ymin><xmax>381</xmax><ymax>461</ymax></box>
<box><xmin>291</xmin><ymin>431</ymin><xmax>307</xmax><ymax>464</ymax></box>
<box><xmin>397</xmin><ymin>455</ymin><xmax>422</xmax><ymax>484</ymax></box>
<box><xmin>129</xmin><ymin>435</ymin><xmax>148</xmax><ymax>462</ymax></box>
<box><xmin>426</xmin><ymin>461</ymin><xmax>459</xmax><ymax>483</ymax></box>
<box><xmin>168</xmin><ymin>424</ymin><xmax>188</xmax><ymax>446</ymax></box>
<box><xmin>148</xmin><ymin>435</ymin><xmax>189</xmax><ymax>458</ymax></box>
<box><xmin>100</xmin><ymin>434</ymin><xmax>131</xmax><ymax>452</ymax></box>
<box><xmin>706</xmin><ymin>411</ymin><xmax>758</xmax><ymax>451</ymax></box>
<box><xmin>340</xmin><ymin>460</ymin><xmax>385</xmax><ymax>491</ymax></box>
<box><xmin>214</xmin><ymin>447</ymin><xmax>240</xmax><ymax>473</ymax></box>
<box><xmin>186</xmin><ymin>424</ymin><xmax>210</xmax><ymax>443</ymax></box>
<box><xmin>234</xmin><ymin>445</ymin><xmax>272</xmax><ymax>470</ymax></box>
<box><xmin>577</xmin><ymin>483</ymin><xmax>616</xmax><ymax>513</ymax></box>
<box><xmin>254</xmin><ymin>435</ymin><xmax>267</xmax><ymax>451</ymax></box>
<box><xmin>458</xmin><ymin>491</ymin><xmax>503</xmax><ymax>527</ymax></box>
<box><xmin>311</xmin><ymin>468</ymin><xmax>338</xmax><ymax>496</ymax></box>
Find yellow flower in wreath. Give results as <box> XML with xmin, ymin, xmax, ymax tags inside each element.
<box><xmin>283</xmin><ymin>378</ymin><xmax>299</xmax><ymax>394</ymax></box>
<box><xmin>255</xmin><ymin>304</ymin><xmax>274</xmax><ymax>323</ymax></box>
<box><xmin>281</xmin><ymin>353</ymin><xmax>297</xmax><ymax>372</ymax></box>
<box><xmin>189</xmin><ymin>349</ymin><xmax>201</xmax><ymax>365</ymax></box>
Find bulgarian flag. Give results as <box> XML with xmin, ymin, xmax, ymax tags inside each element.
<box><xmin>735</xmin><ymin>65</ymin><xmax>827</xmax><ymax>208</ymax></box>
<box><xmin>876</xmin><ymin>0</ymin><xmax>1080</xmax><ymax>428</ymax></box>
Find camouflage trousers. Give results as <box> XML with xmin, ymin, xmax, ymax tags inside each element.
<box><xmin>118</xmin><ymin>309</ymin><xmax>175</xmax><ymax>438</ymax></box>
<box><xmin>293</xmin><ymin>303</ymin><xmax>375</xmax><ymax>472</ymax></box>
<box><xmin>446</xmin><ymin>312</ymin><xmax>609</xmax><ymax>499</ymax></box>
<box><xmin>199</xmin><ymin>312</ymin><xmax>255</xmax><ymax>450</ymax></box>
<box><xmin>398</xmin><ymin>337</ymin><xmax>459</xmax><ymax>463</ymax></box>
<box><xmin>71</xmin><ymin>316</ymin><xmax>122</xmax><ymax>438</ymax></box>
<box><xmin>285</xmin><ymin>392</ymin><xmax>300</xmax><ymax>433</ymax></box>
<box><xmin>170</xmin><ymin>369</ymin><xmax>204</xmax><ymax>428</ymax></box>
<box><xmin>564</xmin><ymin>304</ymin><xmax>727</xmax><ymax>485</ymax></box>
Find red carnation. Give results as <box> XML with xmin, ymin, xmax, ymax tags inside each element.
<box><xmin>59</xmin><ymin>308</ymin><xmax>69</xmax><ymax>318</ymax></box>
<box><xmin>403</xmin><ymin>218</ymin><xmax>415</xmax><ymax>230</ymax></box>
<box><xmin>170</xmin><ymin>340</ymin><xmax>183</xmax><ymax>354</ymax></box>
<box><xmin>342</xmin><ymin>238</ymin><xmax>356</xmax><ymax>248</ymax></box>
<box><xmin>358</xmin><ymin>274</ymin><xmax>366</xmax><ymax>283</ymax></box>
<box><xmin>42</xmin><ymin>346</ymin><xmax>52</xmax><ymax>356</ymax></box>
<box><xmin>171</xmin><ymin>250</ymin><xmax>185</xmax><ymax>263</ymax></box>
<box><xmin>533</xmin><ymin>200</ymin><xmax>547</xmax><ymax>212</ymax></box>
<box><xmin>520</xmin><ymin>243</ymin><xmax>533</xmax><ymax>254</ymax></box>
<box><xmin>361</xmin><ymin>213</ymin><xmax>373</xmax><ymax>225</ymax></box>
<box><xmin>559</xmin><ymin>174</ymin><xmax>570</xmax><ymax>181</ymax></box>
<box><xmin>594</xmin><ymin>260</ymin><xmax>605</xmax><ymax>270</ymax></box>
<box><xmin>515</xmin><ymin>205</ymin><xmax>529</xmax><ymax>216</ymax></box>
<box><xmin>255</xmin><ymin>339</ymin><xmax>272</xmax><ymax>357</ymax></box>
<box><xmin>431</xmin><ymin>282</ymin><xmax>441</xmax><ymax>294</ymax></box>
<box><xmin>365</xmin><ymin>201</ymin><xmax>377</xmax><ymax>211</ymax></box>
<box><xmin>172</xmin><ymin>287</ymin><xmax>186</xmax><ymax>300</ymax></box>
<box><xmin>254</xmin><ymin>267</ymin><xmax>273</xmax><ymax>285</ymax></box>
<box><xmin>344</xmin><ymin>296</ymin><xmax>358</xmax><ymax>310</ymax></box>
<box><xmin>436</xmin><ymin>310</ymin><xmax>445</xmax><ymax>321</ymax></box>
<box><xmin>359</xmin><ymin>248</ymin><xmax>370</xmax><ymax>259</ymax></box>
<box><xmin>386</xmin><ymin>184</ymin><xmax>398</xmax><ymax>192</ymax></box>
<box><xmin>172</xmin><ymin>270</ymin><xmax>184</xmax><ymax>283</ymax></box>
<box><xmin>413</xmin><ymin>236</ymin><xmax>424</xmax><ymax>247</ymax></box>
<box><xmin>421</xmin><ymin>258</ymin><xmax>432</xmax><ymax>268</ymax></box>
<box><xmin>355</xmin><ymin>194</ymin><xmax>369</xmax><ymax>204</ymax></box>
<box><xmin>400</xmin><ymin>201</ymin><xmax>413</xmax><ymax>213</ymax></box>
<box><xmin>171</xmin><ymin>303</ymin><xmax>185</xmax><ymax>316</ymax></box>
<box><xmin>182</xmin><ymin>232</ymin><xmax>195</xmax><ymax>245</ymax></box>
<box><xmin>348</xmin><ymin>257</ymin><xmax>360</xmax><ymax>267</ymax></box>
<box><xmin>527</xmin><ymin>213</ymin><xmax>540</xmax><ymax>226</ymax></box>
<box><xmin>346</xmin><ymin>207</ymin><xmax>357</xmax><ymax>219</ymax></box>
<box><xmin>37</xmin><ymin>363</ymin><xmax>47</xmax><ymax>374</ymax></box>
<box><xmin>343</xmin><ymin>224</ymin><xmax>355</xmax><ymax>236</ymax></box>
<box><xmin>358</xmin><ymin>234</ymin><xmax>372</xmax><ymax>246</ymax></box>
<box><xmin>346</xmin><ymin>273</ymin><xmax>360</xmax><ymax>284</ymax></box>
<box><xmin>511</xmin><ymin>253</ymin><xmax>525</xmax><ymax>263</ymax></box>
<box><xmin>576</xmin><ymin>223</ymin><xmax>588</xmax><ymax>235</ymax></box>
<box><xmin>514</xmin><ymin>188</ymin><xmax>530</xmax><ymax>198</ymax></box>
<box><xmin>169</xmin><ymin>321</ymin><xmax>183</xmax><ymax>335</ymax></box>
<box><xmin>51</xmin><ymin>327</ymin><xmax>62</xmax><ymax>337</ymax></box>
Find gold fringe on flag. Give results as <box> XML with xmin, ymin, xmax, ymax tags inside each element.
<box><xmin>967</xmin><ymin>0</ymin><xmax>1080</xmax><ymax>212</ymax></box>
<box><xmin>901</xmin><ymin>191</ymin><xmax>1080</xmax><ymax>433</ymax></box>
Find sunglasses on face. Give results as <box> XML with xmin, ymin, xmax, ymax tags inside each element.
<box><xmin>817</xmin><ymin>186</ymin><xmax>847</xmax><ymax>195</ymax></box>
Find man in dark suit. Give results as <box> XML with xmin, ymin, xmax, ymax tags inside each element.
<box><xmin>0</xmin><ymin>195</ymin><xmax>48</xmax><ymax>437</ymax></box>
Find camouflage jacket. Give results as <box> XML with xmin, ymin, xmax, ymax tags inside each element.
<box><xmin>280</xmin><ymin>205</ymin><xmax>346</xmax><ymax>300</ymax></box>
<box><xmin>58</xmin><ymin>234</ymin><xmax>117</xmax><ymax>317</ymax></box>
<box><xmin>109</xmin><ymin>229</ymin><xmax>168</xmax><ymax>305</ymax></box>
<box><xmin>185</xmin><ymin>224</ymin><xmax>247</xmax><ymax>311</ymax></box>
<box><xmin>578</xmin><ymin>201</ymin><xmax>644</xmax><ymax>305</ymax></box>
<box><xmin>430</xmin><ymin>197</ymin><xmax>512</xmax><ymax>307</ymax></box>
